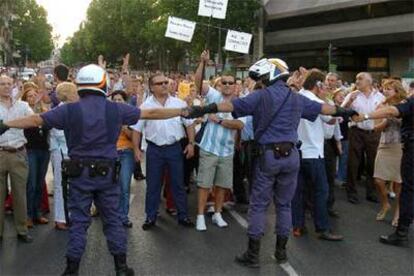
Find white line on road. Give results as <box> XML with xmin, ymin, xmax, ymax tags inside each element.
<box><xmin>228</xmin><ymin>209</ymin><xmax>300</xmax><ymax>276</ymax></box>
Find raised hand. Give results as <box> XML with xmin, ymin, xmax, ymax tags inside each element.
<box><xmin>200</xmin><ymin>50</ymin><xmax>210</xmax><ymax>63</ymax></box>
<box><xmin>98</xmin><ymin>55</ymin><xmax>107</xmax><ymax>69</ymax></box>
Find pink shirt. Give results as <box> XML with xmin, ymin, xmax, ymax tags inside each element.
<box><xmin>343</xmin><ymin>90</ymin><xmax>385</xmax><ymax>130</ymax></box>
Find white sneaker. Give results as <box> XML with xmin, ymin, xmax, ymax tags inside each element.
<box><xmin>196</xmin><ymin>215</ymin><xmax>207</xmax><ymax>231</ymax></box>
<box><xmin>207</xmin><ymin>205</ymin><xmax>215</xmax><ymax>214</ymax></box>
<box><xmin>212</xmin><ymin>212</ymin><xmax>228</xmax><ymax>228</ymax></box>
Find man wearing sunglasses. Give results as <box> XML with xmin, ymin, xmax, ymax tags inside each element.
<box><xmin>131</xmin><ymin>73</ymin><xmax>195</xmax><ymax>231</ymax></box>
<box><xmin>193</xmin><ymin>50</ymin><xmax>245</xmax><ymax>232</ymax></box>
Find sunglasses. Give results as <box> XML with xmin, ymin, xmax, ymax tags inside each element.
<box><xmin>153</xmin><ymin>81</ymin><xmax>169</xmax><ymax>86</ymax></box>
<box><xmin>221</xmin><ymin>81</ymin><xmax>234</xmax><ymax>86</ymax></box>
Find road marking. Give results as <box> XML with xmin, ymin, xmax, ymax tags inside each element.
<box><xmin>129</xmin><ymin>194</ymin><xmax>135</xmax><ymax>205</ymax></box>
<box><xmin>228</xmin><ymin>209</ymin><xmax>300</xmax><ymax>276</ymax></box>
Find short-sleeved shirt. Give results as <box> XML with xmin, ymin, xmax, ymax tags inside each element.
<box><xmin>41</xmin><ymin>94</ymin><xmax>140</xmax><ymax>159</ymax></box>
<box><xmin>231</xmin><ymin>80</ymin><xmax>322</xmax><ymax>145</ymax></box>
<box><xmin>198</xmin><ymin>87</ymin><xmax>244</xmax><ymax>157</ymax></box>
<box><xmin>396</xmin><ymin>96</ymin><xmax>414</xmax><ymax>143</ymax></box>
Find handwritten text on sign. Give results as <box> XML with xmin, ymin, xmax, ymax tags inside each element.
<box><xmin>165</xmin><ymin>16</ymin><xmax>196</xmax><ymax>43</ymax></box>
<box><xmin>224</xmin><ymin>30</ymin><xmax>252</xmax><ymax>54</ymax></box>
<box><xmin>198</xmin><ymin>0</ymin><xmax>228</xmax><ymax>19</ymax></box>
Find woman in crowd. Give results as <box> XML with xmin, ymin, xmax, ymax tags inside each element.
<box><xmin>21</xmin><ymin>82</ymin><xmax>50</xmax><ymax>227</ymax></box>
<box><xmin>111</xmin><ymin>90</ymin><xmax>136</xmax><ymax>228</ymax></box>
<box><xmin>373</xmin><ymin>80</ymin><xmax>406</xmax><ymax>226</ymax></box>
<box><xmin>49</xmin><ymin>82</ymin><xmax>79</xmax><ymax>230</ymax></box>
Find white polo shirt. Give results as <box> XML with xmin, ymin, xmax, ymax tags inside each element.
<box><xmin>342</xmin><ymin>90</ymin><xmax>385</xmax><ymax>130</ymax></box>
<box><xmin>132</xmin><ymin>95</ymin><xmax>194</xmax><ymax>146</ymax></box>
<box><xmin>297</xmin><ymin>89</ymin><xmax>331</xmax><ymax>159</ymax></box>
<box><xmin>0</xmin><ymin>99</ymin><xmax>34</xmax><ymax>148</ymax></box>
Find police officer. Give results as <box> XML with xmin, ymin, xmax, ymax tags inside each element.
<box><xmin>0</xmin><ymin>64</ymin><xmax>190</xmax><ymax>275</ymax></box>
<box><xmin>185</xmin><ymin>57</ymin><xmax>357</xmax><ymax>267</ymax></box>
<box><xmin>354</xmin><ymin>96</ymin><xmax>413</xmax><ymax>246</ymax></box>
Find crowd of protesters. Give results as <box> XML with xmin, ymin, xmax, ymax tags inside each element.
<box><xmin>0</xmin><ymin>52</ymin><xmax>413</xmax><ymax>249</ymax></box>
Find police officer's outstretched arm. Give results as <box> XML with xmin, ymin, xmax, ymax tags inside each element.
<box><xmin>0</xmin><ymin>114</ymin><xmax>43</xmax><ymax>135</ymax></box>
<box><xmin>140</xmin><ymin>108</ymin><xmax>189</xmax><ymax>120</ymax></box>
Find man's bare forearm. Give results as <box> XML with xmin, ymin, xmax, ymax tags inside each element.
<box><xmin>5</xmin><ymin>114</ymin><xmax>44</xmax><ymax>129</ymax></box>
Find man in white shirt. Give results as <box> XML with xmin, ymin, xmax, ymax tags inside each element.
<box><xmin>132</xmin><ymin>73</ymin><xmax>195</xmax><ymax>231</ymax></box>
<box><xmin>0</xmin><ymin>75</ymin><xmax>34</xmax><ymax>243</ymax></box>
<box><xmin>291</xmin><ymin>70</ymin><xmax>343</xmax><ymax>241</ymax></box>
<box><xmin>341</xmin><ymin>72</ymin><xmax>384</xmax><ymax>204</ymax></box>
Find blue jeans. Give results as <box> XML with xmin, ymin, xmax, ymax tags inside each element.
<box><xmin>145</xmin><ymin>142</ymin><xmax>188</xmax><ymax>221</ymax></box>
<box><xmin>117</xmin><ymin>149</ymin><xmax>135</xmax><ymax>223</ymax></box>
<box><xmin>337</xmin><ymin>140</ymin><xmax>349</xmax><ymax>182</ymax></box>
<box><xmin>26</xmin><ymin>149</ymin><xmax>50</xmax><ymax>220</ymax></box>
<box><xmin>292</xmin><ymin>158</ymin><xmax>330</xmax><ymax>232</ymax></box>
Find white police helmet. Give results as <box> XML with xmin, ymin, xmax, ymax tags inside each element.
<box><xmin>248</xmin><ymin>58</ymin><xmax>289</xmax><ymax>85</ymax></box>
<box><xmin>75</xmin><ymin>64</ymin><xmax>109</xmax><ymax>96</ymax></box>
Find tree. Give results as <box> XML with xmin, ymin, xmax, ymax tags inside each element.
<box><xmin>60</xmin><ymin>0</ymin><xmax>260</xmax><ymax>69</ymax></box>
<box><xmin>11</xmin><ymin>0</ymin><xmax>54</xmax><ymax>63</ymax></box>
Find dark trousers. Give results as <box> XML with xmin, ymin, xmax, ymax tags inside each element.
<box><xmin>145</xmin><ymin>142</ymin><xmax>188</xmax><ymax>221</ymax></box>
<box><xmin>398</xmin><ymin>142</ymin><xmax>414</xmax><ymax>228</ymax></box>
<box><xmin>346</xmin><ymin>127</ymin><xmax>380</xmax><ymax>197</ymax></box>
<box><xmin>67</xmin><ymin>168</ymin><xmax>126</xmax><ymax>259</ymax></box>
<box><xmin>292</xmin><ymin>158</ymin><xmax>330</xmax><ymax>232</ymax></box>
<box><xmin>180</xmin><ymin>139</ymin><xmax>199</xmax><ymax>189</ymax></box>
<box><xmin>324</xmin><ymin>139</ymin><xmax>337</xmax><ymax>210</ymax></box>
<box><xmin>233</xmin><ymin>148</ymin><xmax>247</xmax><ymax>202</ymax></box>
<box><xmin>241</xmin><ymin>141</ymin><xmax>254</xmax><ymax>192</ymax></box>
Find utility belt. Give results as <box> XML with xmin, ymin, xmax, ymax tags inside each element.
<box><xmin>61</xmin><ymin>159</ymin><xmax>121</xmax><ymax>183</ymax></box>
<box><xmin>252</xmin><ymin>142</ymin><xmax>297</xmax><ymax>159</ymax></box>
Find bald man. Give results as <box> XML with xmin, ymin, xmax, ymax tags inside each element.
<box><xmin>342</xmin><ymin>72</ymin><xmax>385</xmax><ymax>204</ymax></box>
<box><xmin>0</xmin><ymin>76</ymin><xmax>34</xmax><ymax>243</ymax></box>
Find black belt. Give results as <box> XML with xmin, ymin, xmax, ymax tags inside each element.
<box><xmin>146</xmin><ymin>140</ymin><xmax>180</xmax><ymax>148</ymax></box>
<box><xmin>351</xmin><ymin>126</ymin><xmax>375</xmax><ymax>134</ymax></box>
<box><xmin>0</xmin><ymin>146</ymin><xmax>25</xmax><ymax>153</ymax></box>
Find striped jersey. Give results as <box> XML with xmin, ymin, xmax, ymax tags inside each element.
<box><xmin>198</xmin><ymin>87</ymin><xmax>241</xmax><ymax>157</ymax></box>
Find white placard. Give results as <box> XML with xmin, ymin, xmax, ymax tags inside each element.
<box><xmin>198</xmin><ymin>0</ymin><xmax>228</xmax><ymax>19</ymax></box>
<box><xmin>165</xmin><ymin>16</ymin><xmax>196</xmax><ymax>43</ymax></box>
<box><xmin>224</xmin><ymin>30</ymin><xmax>252</xmax><ymax>54</ymax></box>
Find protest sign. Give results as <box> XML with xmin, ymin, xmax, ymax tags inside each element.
<box><xmin>224</xmin><ymin>30</ymin><xmax>252</xmax><ymax>54</ymax></box>
<box><xmin>198</xmin><ymin>0</ymin><xmax>228</xmax><ymax>19</ymax></box>
<box><xmin>165</xmin><ymin>16</ymin><xmax>196</xmax><ymax>43</ymax></box>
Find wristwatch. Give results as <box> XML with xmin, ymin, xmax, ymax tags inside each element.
<box><xmin>364</xmin><ymin>114</ymin><xmax>370</xmax><ymax>120</ymax></box>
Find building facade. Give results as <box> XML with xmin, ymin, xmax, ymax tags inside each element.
<box><xmin>263</xmin><ymin>0</ymin><xmax>414</xmax><ymax>81</ymax></box>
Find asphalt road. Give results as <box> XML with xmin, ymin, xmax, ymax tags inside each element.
<box><xmin>0</xmin><ymin>176</ymin><xmax>413</xmax><ymax>276</ymax></box>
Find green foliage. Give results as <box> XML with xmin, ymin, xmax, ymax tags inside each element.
<box><xmin>11</xmin><ymin>0</ymin><xmax>54</xmax><ymax>63</ymax></box>
<box><xmin>60</xmin><ymin>0</ymin><xmax>260</xmax><ymax>69</ymax></box>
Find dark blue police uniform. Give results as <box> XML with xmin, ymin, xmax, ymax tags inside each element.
<box><xmin>41</xmin><ymin>94</ymin><xmax>140</xmax><ymax>260</ymax></box>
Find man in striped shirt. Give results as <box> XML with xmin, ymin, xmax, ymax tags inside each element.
<box><xmin>194</xmin><ymin>50</ymin><xmax>245</xmax><ymax>231</ymax></box>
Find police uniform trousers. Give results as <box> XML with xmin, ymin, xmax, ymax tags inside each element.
<box><xmin>398</xmin><ymin>141</ymin><xmax>414</xmax><ymax>228</ymax></box>
<box><xmin>247</xmin><ymin>148</ymin><xmax>300</xmax><ymax>239</ymax></box>
<box><xmin>67</xmin><ymin>166</ymin><xmax>126</xmax><ymax>259</ymax></box>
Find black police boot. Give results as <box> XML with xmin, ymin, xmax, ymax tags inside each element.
<box><xmin>275</xmin><ymin>235</ymin><xmax>288</xmax><ymax>263</ymax></box>
<box><xmin>379</xmin><ymin>225</ymin><xmax>409</xmax><ymax>246</ymax></box>
<box><xmin>61</xmin><ymin>257</ymin><xmax>80</xmax><ymax>276</ymax></box>
<box><xmin>114</xmin><ymin>254</ymin><xmax>134</xmax><ymax>276</ymax></box>
<box><xmin>235</xmin><ymin>237</ymin><xmax>260</xmax><ymax>268</ymax></box>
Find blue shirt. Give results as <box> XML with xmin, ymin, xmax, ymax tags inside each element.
<box><xmin>41</xmin><ymin>94</ymin><xmax>140</xmax><ymax>159</ymax></box>
<box><xmin>231</xmin><ymin>80</ymin><xmax>322</xmax><ymax>145</ymax></box>
<box><xmin>199</xmin><ymin>87</ymin><xmax>242</xmax><ymax>157</ymax></box>
<box><xmin>241</xmin><ymin>116</ymin><xmax>254</xmax><ymax>141</ymax></box>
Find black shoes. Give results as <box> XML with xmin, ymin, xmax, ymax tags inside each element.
<box><xmin>275</xmin><ymin>235</ymin><xmax>288</xmax><ymax>263</ymax></box>
<box><xmin>142</xmin><ymin>219</ymin><xmax>156</xmax><ymax>231</ymax></box>
<box><xmin>379</xmin><ymin>226</ymin><xmax>409</xmax><ymax>247</ymax></box>
<box><xmin>114</xmin><ymin>254</ymin><xmax>134</xmax><ymax>276</ymax></box>
<box><xmin>123</xmin><ymin>221</ymin><xmax>133</xmax><ymax>228</ymax></box>
<box><xmin>328</xmin><ymin>209</ymin><xmax>340</xmax><ymax>218</ymax></box>
<box><xmin>62</xmin><ymin>257</ymin><xmax>80</xmax><ymax>276</ymax></box>
<box><xmin>366</xmin><ymin>195</ymin><xmax>379</xmax><ymax>203</ymax></box>
<box><xmin>347</xmin><ymin>194</ymin><xmax>360</xmax><ymax>204</ymax></box>
<box><xmin>17</xmin><ymin>234</ymin><xmax>33</xmax><ymax>243</ymax></box>
<box><xmin>235</xmin><ymin>238</ymin><xmax>261</xmax><ymax>268</ymax></box>
<box><xmin>318</xmin><ymin>231</ymin><xmax>344</xmax><ymax>241</ymax></box>
<box><xmin>178</xmin><ymin>218</ymin><xmax>195</xmax><ymax>228</ymax></box>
